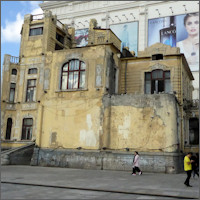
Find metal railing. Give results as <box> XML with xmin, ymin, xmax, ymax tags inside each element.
<box><xmin>56</xmin><ymin>19</ymin><xmax>64</xmax><ymax>29</ymax></box>
<box><xmin>10</xmin><ymin>56</ymin><xmax>19</xmax><ymax>64</ymax></box>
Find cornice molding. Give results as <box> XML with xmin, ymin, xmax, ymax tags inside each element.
<box><xmin>40</xmin><ymin>1</ymin><xmax>165</xmax><ymax>13</ymax></box>
<box><xmin>40</xmin><ymin>1</ymin><xmax>167</xmax><ymax>20</ymax></box>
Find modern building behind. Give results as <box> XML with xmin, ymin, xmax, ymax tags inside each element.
<box><xmin>40</xmin><ymin>1</ymin><xmax>199</xmax><ymax>99</ymax></box>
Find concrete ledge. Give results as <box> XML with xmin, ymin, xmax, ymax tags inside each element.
<box><xmin>33</xmin><ymin>148</ymin><xmax>184</xmax><ymax>173</ymax></box>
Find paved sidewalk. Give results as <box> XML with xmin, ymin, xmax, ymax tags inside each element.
<box><xmin>1</xmin><ymin>166</ymin><xmax>199</xmax><ymax>199</ymax></box>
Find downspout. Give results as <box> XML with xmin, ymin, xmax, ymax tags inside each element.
<box><xmin>180</xmin><ymin>56</ymin><xmax>184</xmax><ymax>152</ymax></box>
<box><xmin>39</xmin><ymin>105</ymin><xmax>44</xmax><ymax>147</ymax></box>
<box><xmin>125</xmin><ymin>60</ymin><xmax>128</xmax><ymax>93</ymax></box>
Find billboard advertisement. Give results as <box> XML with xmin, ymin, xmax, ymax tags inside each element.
<box><xmin>75</xmin><ymin>29</ymin><xmax>89</xmax><ymax>47</ymax></box>
<box><xmin>110</xmin><ymin>22</ymin><xmax>138</xmax><ymax>56</ymax></box>
<box><xmin>148</xmin><ymin>13</ymin><xmax>199</xmax><ymax>71</ymax></box>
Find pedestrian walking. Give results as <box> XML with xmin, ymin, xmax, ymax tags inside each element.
<box><xmin>132</xmin><ymin>151</ymin><xmax>142</xmax><ymax>176</ymax></box>
<box><xmin>191</xmin><ymin>153</ymin><xmax>199</xmax><ymax>178</ymax></box>
<box><xmin>184</xmin><ymin>152</ymin><xmax>195</xmax><ymax>187</ymax></box>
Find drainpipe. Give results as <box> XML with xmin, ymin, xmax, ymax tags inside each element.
<box><xmin>125</xmin><ymin>60</ymin><xmax>128</xmax><ymax>94</ymax></box>
<box><xmin>38</xmin><ymin>105</ymin><xmax>44</xmax><ymax>147</ymax></box>
<box><xmin>180</xmin><ymin>56</ymin><xmax>184</xmax><ymax>152</ymax></box>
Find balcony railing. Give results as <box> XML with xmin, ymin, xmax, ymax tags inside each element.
<box><xmin>10</xmin><ymin>56</ymin><xmax>19</xmax><ymax>64</ymax></box>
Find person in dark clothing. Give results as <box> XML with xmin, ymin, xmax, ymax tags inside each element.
<box><xmin>191</xmin><ymin>153</ymin><xmax>199</xmax><ymax>178</ymax></box>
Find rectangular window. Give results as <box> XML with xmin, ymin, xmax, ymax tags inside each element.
<box><xmin>21</xmin><ymin>118</ymin><xmax>33</xmax><ymax>140</ymax></box>
<box><xmin>26</xmin><ymin>79</ymin><xmax>36</xmax><ymax>102</ymax></box>
<box><xmin>145</xmin><ymin>72</ymin><xmax>151</xmax><ymax>94</ymax></box>
<box><xmin>145</xmin><ymin>70</ymin><xmax>171</xmax><ymax>94</ymax></box>
<box><xmin>28</xmin><ymin>68</ymin><xmax>37</xmax><ymax>74</ymax></box>
<box><xmin>9</xmin><ymin>83</ymin><xmax>16</xmax><ymax>102</ymax></box>
<box><xmin>29</xmin><ymin>27</ymin><xmax>43</xmax><ymax>36</ymax></box>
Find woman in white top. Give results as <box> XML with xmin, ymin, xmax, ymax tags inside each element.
<box><xmin>176</xmin><ymin>13</ymin><xmax>199</xmax><ymax>66</ymax></box>
<box><xmin>132</xmin><ymin>151</ymin><xmax>142</xmax><ymax>175</ymax></box>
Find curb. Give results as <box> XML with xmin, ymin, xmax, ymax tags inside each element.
<box><xmin>2</xmin><ymin>181</ymin><xmax>198</xmax><ymax>199</ymax></box>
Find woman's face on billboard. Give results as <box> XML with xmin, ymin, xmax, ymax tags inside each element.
<box><xmin>185</xmin><ymin>16</ymin><xmax>199</xmax><ymax>36</ymax></box>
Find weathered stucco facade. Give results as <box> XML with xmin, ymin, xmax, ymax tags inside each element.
<box><xmin>1</xmin><ymin>11</ymin><xmax>199</xmax><ymax>173</ymax></box>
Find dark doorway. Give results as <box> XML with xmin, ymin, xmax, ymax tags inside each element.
<box><xmin>6</xmin><ymin>118</ymin><xmax>12</xmax><ymax>140</ymax></box>
<box><xmin>189</xmin><ymin>118</ymin><xmax>199</xmax><ymax>145</ymax></box>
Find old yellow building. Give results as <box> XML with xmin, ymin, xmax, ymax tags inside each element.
<box><xmin>1</xmin><ymin>11</ymin><xmax>199</xmax><ymax>173</ymax></box>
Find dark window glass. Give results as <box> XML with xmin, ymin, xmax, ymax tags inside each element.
<box><xmin>55</xmin><ymin>44</ymin><xmax>64</xmax><ymax>50</ymax></box>
<box><xmin>28</xmin><ymin>68</ymin><xmax>38</xmax><ymax>74</ymax></box>
<box><xmin>29</xmin><ymin>27</ymin><xmax>43</xmax><ymax>36</ymax></box>
<box><xmin>21</xmin><ymin>118</ymin><xmax>33</xmax><ymax>140</ymax></box>
<box><xmin>6</xmin><ymin>118</ymin><xmax>12</xmax><ymax>140</ymax></box>
<box><xmin>152</xmin><ymin>54</ymin><xmax>163</xmax><ymax>60</ymax></box>
<box><xmin>145</xmin><ymin>70</ymin><xmax>171</xmax><ymax>94</ymax></box>
<box><xmin>61</xmin><ymin>60</ymin><xmax>86</xmax><ymax>90</ymax></box>
<box><xmin>189</xmin><ymin>118</ymin><xmax>199</xmax><ymax>145</ymax></box>
<box><xmin>56</xmin><ymin>32</ymin><xmax>64</xmax><ymax>44</ymax></box>
<box><xmin>11</xmin><ymin>69</ymin><xmax>17</xmax><ymax>75</ymax></box>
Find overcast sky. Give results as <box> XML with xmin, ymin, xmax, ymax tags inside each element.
<box><xmin>1</xmin><ymin>1</ymin><xmax>43</xmax><ymax>73</ymax></box>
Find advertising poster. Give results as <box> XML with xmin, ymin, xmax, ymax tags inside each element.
<box><xmin>75</xmin><ymin>29</ymin><xmax>89</xmax><ymax>47</ymax></box>
<box><xmin>110</xmin><ymin>22</ymin><xmax>138</xmax><ymax>55</ymax></box>
<box><xmin>148</xmin><ymin>13</ymin><xmax>199</xmax><ymax>71</ymax></box>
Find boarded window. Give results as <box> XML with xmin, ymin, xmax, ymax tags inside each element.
<box><xmin>21</xmin><ymin>118</ymin><xmax>33</xmax><ymax>140</ymax></box>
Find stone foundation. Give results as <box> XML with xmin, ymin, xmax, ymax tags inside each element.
<box><xmin>31</xmin><ymin>148</ymin><xmax>184</xmax><ymax>173</ymax></box>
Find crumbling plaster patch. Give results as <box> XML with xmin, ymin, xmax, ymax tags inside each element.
<box><xmin>80</xmin><ymin>114</ymin><xmax>97</xmax><ymax>147</ymax></box>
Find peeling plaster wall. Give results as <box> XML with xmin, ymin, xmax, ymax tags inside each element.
<box><xmin>103</xmin><ymin>94</ymin><xmax>180</xmax><ymax>153</ymax></box>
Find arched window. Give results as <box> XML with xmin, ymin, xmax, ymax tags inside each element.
<box><xmin>6</xmin><ymin>118</ymin><xmax>12</xmax><ymax>140</ymax></box>
<box><xmin>11</xmin><ymin>69</ymin><xmax>17</xmax><ymax>75</ymax></box>
<box><xmin>28</xmin><ymin>68</ymin><xmax>37</xmax><ymax>74</ymax></box>
<box><xmin>145</xmin><ymin>69</ymin><xmax>171</xmax><ymax>94</ymax></box>
<box><xmin>61</xmin><ymin>59</ymin><xmax>86</xmax><ymax>90</ymax></box>
<box><xmin>21</xmin><ymin>118</ymin><xmax>33</xmax><ymax>140</ymax></box>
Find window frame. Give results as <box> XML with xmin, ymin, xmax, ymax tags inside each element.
<box><xmin>9</xmin><ymin>83</ymin><xmax>16</xmax><ymax>103</ymax></box>
<box><xmin>60</xmin><ymin>59</ymin><xmax>86</xmax><ymax>90</ymax></box>
<box><xmin>11</xmin><ymin>69</ymin><xmax>17</xmax><ymax>75</ymax></box>
<box><xmin>21</xmin><ymin>118</ymin><xmax>33</xmax><ymax>140</ymax></box>
<box><xmin>26</xmin><ymin>79</ymin><xmax>37</xmax><ymax>102</ymax></box>
<box><xmin>29</xmin><ymin>27</ymin><xmax>43</xmax><ymax>36</ymax></box>
<box><xmin>28</xmin><ymin>68</ymin><xmax>38</xmax><ymax>74</ymax></box>
<box><xmin>145</xmin><ymin>70</ymin><xmax>170</xmax><ymax>94</ymax></box>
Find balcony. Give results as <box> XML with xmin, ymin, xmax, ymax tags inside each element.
<box><xmin>183</xmin><ymin>99</ymin><xmax>199</xmax><ymax>110</ymax></box>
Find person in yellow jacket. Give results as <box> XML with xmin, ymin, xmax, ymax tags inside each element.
<box><xmin>184</xmin><ymin>152</ymin><xmax>195</xmax><ymax>187</ymax></box>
